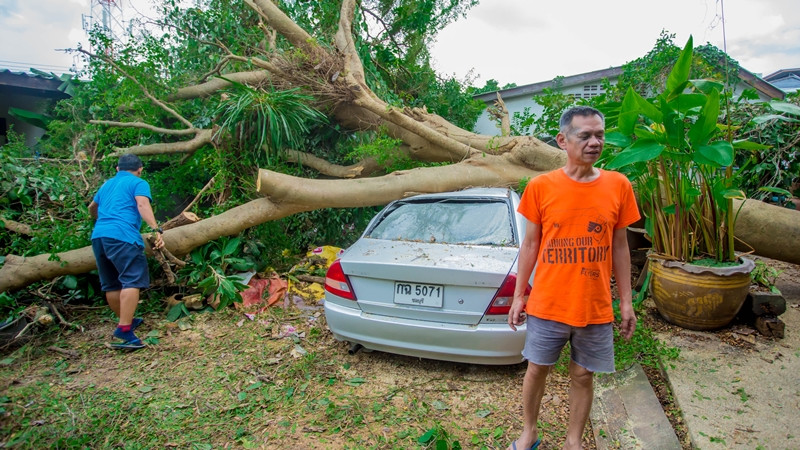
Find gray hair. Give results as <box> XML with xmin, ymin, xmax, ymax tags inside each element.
<box><xmin>559</xmin><ymin>106</ymin><xmax>604</xmax><ymax>134</ymax></box>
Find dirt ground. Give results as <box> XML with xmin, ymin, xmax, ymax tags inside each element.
<box><xmin>1</xmin><ymin>301</ymin><xmax>596</xmax><ymax>449</ymax></box>
<box><xmin>2</xmin><ymin>258</ymin><xmax>796</xmax><ymax>448</ymax></box>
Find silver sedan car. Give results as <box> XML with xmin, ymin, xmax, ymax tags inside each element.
<box><xmin>323</xmin><ymin>188</ymin><xmax>530</xmax><ymax>365</ymax></box>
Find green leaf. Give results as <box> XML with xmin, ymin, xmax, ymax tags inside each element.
<box><xmin>238</xmin><ymin>392</ymin><xmax>247</xmax><ymax>401</ymax></box>
<box><xmin>222</xmin><ymin>237</ymin><xmax>241</xmax><ymax>256</ymax></box>
<box><xmin>62</xmin><ymin>275</ymin><xmax>78</xmax><ymax>290</ymax></box>
<box><xmin>722</xmin><ymin>189</ymin><xmax>746</xmax><ymax>200</ymax></box>
<box><xmin>7</xmin><ymin>107</ymin><xmax>52</xmax><ymax>130</ymax></box>
<box><xmin>138</xmin><ymin>386</ymin><xmax>154</xmax><ymax>393</ymax></box>
<box><xmin>732</xmin><ymin>139</ymin><xmax>770</xmax><ymax>150</ymax></box>
<box><xmin>345</xmin><ymin>377</ymin><xmax>366</xmax><ymax>386</ymax></box>
<box><xmin>768</xmin><ymin>101</ymin><xmax>800</xmax><ymax>117</ymax></box>
<box><xmin>604</xmin><ymin>131</ymin><xmax>631</xmax><ymax>148</ymax></box>
<box><xmin>0</xmin><ymin>358</ymin><xmax>15</xmax><ymax>366</ymax></box>
<box><xmin>432</xmin><ymin>400</ymin><xmax>449</xmax><ymax>410</ymax></box>
<box><xmin>246</xmin><ymin>381</ymin><xmax>263</xmax><ymax>391</ymax></box>
<box><xmin>660</xmin><ymin>99</ymin><xmax>684</xmax><ymax>149</ymax></box>
<box><xmin>618</xmin><ymin>88</ymin><xmax>640</xmax><ymax>135</ymax></box>
<box><xmin>758</xmin><ymin>186</ymin><xmax>793</xmax><ymax>196</ymax></box>
<box><xmin>634</xmin><ymin>93</ymin><xmax>663</xmax><ymax>123</ymax></box>
<box><xmin>691</xmin><ymin>79</ymin><xmax>724</xmax><ymax>95</ymax></box>
<box><xmin>750</xmin><ymin>114</ymin><xmax>799</xmax><ymax>125</ymax></box>
<box><xmin>666</xmin><ymin>36</ymin><xmax>693</xmax><ymax>96</ymax></box>
<box><xmin>695</xmin><ymin>141</ymin><xmax>734</xmax><ymax>167</ymax></box>
<box><xmin>418</xmin><ymin>428</ymin><xmax>436</xmax><ymax>444</ymax></box>
<box><xmin>668</xmin><ymin>93</ymin><xmax>707</xmax><ymax>113</ymax></box>
<box><xmin>605</xmin><ymin>139</ymin><xmax>665</xmax><ymax>169</ymax></box>
<box><xmin>166</xmin><ymin>303</ymin><xmax>189</xmax><ymax>322</ymax></box>
<box><xmin>688</xmin><ymin>88</ymin><xmax>720</xmax><ymax>147</ymax></box>
<box><xmin>475</xmin><ymin>409</ymin><xmax>491</xmax><ymax>418</ymax></box>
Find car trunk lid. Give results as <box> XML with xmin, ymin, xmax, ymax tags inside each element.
<box><xmin>339</xmin><ymin>239</ymin><xmax>518</xmax><ymax>325</ymax></box>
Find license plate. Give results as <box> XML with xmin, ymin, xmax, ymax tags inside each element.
<box><xmin>393</xmin><ymin>282</ymin><xmax>444</xmax><ymax>308</ymax></box>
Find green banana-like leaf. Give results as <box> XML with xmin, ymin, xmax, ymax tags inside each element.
<box><xmin>668</xmin><ymin>93</ymin><xmax>707</xmax><ymax>114</ymax></box>
<box><xmin>666</xmin><ymin>36</ymin><xmax>694</xmax><ymax>97</ymax></box>
<box><xmin>691</xmin><ymin>79</ymin><xmax>725</xmax><ymax>95</ymax></box>
<box><xmin>7</xmin><ymin>107</ymin><xmax>52</xmax><ymax>130</ymax></box>
<box><xmin>688</xmin><ymin>88</ymin><xmax>720</xmax><ymax>147</ymax></box>
<box><xmin>604</xmin><ymin>131</ymin><xmax>631</xmax><ymax>148</ymax></box>
<box><xmin>605</xmin><ymin>139</ymin><xmax>665</xmax><ymax>169</ymax></box>
<box><xmin>618</xmin><ymin>88</ymin><xmax>640</xmax><ymax>135</ymax></box>
<box><xmin>660</xmin><ymin>99</ymin><xmax>684</xmax><ymax>149</ymax></box>
<box><xmin>695</xmin><ymin>140</ymin><xmax>734</xmax><ymax>167</ymax></box>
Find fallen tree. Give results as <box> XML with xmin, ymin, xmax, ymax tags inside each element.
<box><xmin>1</xmin><ymin>0</ymin><xmax>798</xmax><ymax>293</ymax></box>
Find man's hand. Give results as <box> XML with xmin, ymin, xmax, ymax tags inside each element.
<box><xmin>508</xmin><ymin>296</ymin><xmax>527</xmax><ymax>331</ymax></box>
<box><xmin>618</xmin><ymin>301</ymin><xmax>636</xmax><ymax>340</ymax></box>
<box><xmin>152</xmin><ymin>232</ymin><xmax>165</xmax><ymax>250</ymax></box>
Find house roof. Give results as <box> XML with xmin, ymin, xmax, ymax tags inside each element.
<box><xmin>736</xmin><ymin>66</ymin><xmax>785</xmax><ymax>100</ymax></box>
<box><xmin>763</xmin><ymin>68</ymin><xmax>800</xmax><ymax>82</ymax></box>
<box><xmin>474</xmin><ymin>64</ymin><xmax>784</xmax><ymax>102</ymax></box>
<box><xmin>0</xmin><ymin>69</ymin><xmax>71</xmax><ymax>99</ymax></box>
<box><xmin>473</xmin><ymin>66</ymin><xmax>623</xmax><ymax>102</ymax></box>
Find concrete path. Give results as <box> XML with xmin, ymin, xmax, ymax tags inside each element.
<box><xmin>591</xmin><ymin>362</ymin><xmax>681</xmax><ymax>449</ymax></box>
<box><xmin>658</xmin><ymin>261</ymin><xmax>800</xmax><ymax>449</ymax></box>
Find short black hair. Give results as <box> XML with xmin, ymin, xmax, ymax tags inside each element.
<box><xmin>559</xmin><ymin>106</ymin><xmax>604</xmax><ymax>134</ymax></box>
<box><xmin>117</xmin><ymin>153</ymin><xmax>143</xmax><ymax>171</ymax></box>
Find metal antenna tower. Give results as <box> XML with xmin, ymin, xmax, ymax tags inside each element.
<box><xmin>82</xmin><ymin>0</ymin><xmax>127</xmax><ymax>52</ymax></box>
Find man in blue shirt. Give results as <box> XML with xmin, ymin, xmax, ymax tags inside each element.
<box><xmin>89</xmin><ymin>154</ymin><xmax>164</xmax><ymax>350</ymax></box>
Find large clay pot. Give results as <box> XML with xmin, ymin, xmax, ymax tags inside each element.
<box><xmin>648</xmin><ymin>257</ymin><xmax>755</xmax><ymax>330</ymax></box>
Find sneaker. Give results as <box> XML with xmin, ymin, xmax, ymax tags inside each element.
<box><xmin>131</xmin><ymin>317</ymin><xmax>144</xmax><ymax>331</ymax></box>
<box><xmin>112</xmin><ymin>327</ymin><xmax>144</xmax><ymax>350</ymax></box>
<box><xmin>110</xmin><ymin>338</ymin><xmax>145</xmax><ymax>350</ymax></box>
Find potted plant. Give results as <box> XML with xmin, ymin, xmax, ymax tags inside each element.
<box><xmin>604</xmin><ymin>36</ymin><xmax>756</xmax><ymax>330</ymax></box>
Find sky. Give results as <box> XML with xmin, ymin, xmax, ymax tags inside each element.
<box><xmin>1</xmin><ymin>0</ymin><xmax>798</xmax><ymax>87</ymax></box>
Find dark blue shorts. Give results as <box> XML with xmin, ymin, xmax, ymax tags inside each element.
<box><xmin>92</xmin><ymin>237</ymin><xmax>150</xmax><ymax>292</ymax></box>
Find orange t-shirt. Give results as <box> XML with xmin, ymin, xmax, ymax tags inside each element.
<box><xmin>517</xmin><ymin>169</ymin><xmax>640</xmax><ymax>327</ymax></box>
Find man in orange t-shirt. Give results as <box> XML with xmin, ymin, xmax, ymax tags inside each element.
<box><xmin>506</xmin><ymin>106</ymin><xmax>639</xmax><ymax>450</ymax></box>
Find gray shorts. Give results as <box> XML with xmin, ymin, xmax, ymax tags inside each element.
<box><xmin>522</xmin><ymin>315</ymin><xmax>615</xmax><ymax>373</ymax></box>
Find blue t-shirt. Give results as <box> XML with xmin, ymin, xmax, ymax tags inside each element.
<box><xmin>91</xmin><ymin>171</ymin><xmax>152</xmax><ymax>246</ymax></box>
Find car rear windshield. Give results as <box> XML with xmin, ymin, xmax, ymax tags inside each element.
<box><xmin>366</xmin><ymin>199</ymin><xmax>516</xmax><ymax>246</ymax></box>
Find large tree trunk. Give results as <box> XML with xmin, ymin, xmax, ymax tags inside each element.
<box><xmin>2</xmin><ymin>0</ymin><xmax>798</xmax><ymax>292</ymax></box>
<box><xmin>2</xmin><ymin>167</ymin><xmax>798</xmax><ymax>293</ymax></box>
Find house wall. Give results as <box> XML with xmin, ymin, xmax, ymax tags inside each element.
<box><xmin>472</xmin><ymin>79</ymin><xmax>614</xmax><ymax>136</ymax></box>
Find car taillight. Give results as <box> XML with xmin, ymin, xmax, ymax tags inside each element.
<box><xmin>486</xmin><ymin>273</ymin><xmax>531</xmax><ymax>315</ymax></box>
<box><xmin>324</xmin><ymin>260</ymin><xmax>356</xmax><ymax>301</ymax></box>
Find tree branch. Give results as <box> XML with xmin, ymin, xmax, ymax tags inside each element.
<box><xmin>78</xmin><ymin>48</ymin><xmax>195</xmax><ymax>129</ymax></box>
<box><xmin>1</xmin><ymin>216</ymin><xmax>33</xmax><ymax>235</ymax></box>
<box><xmin>114</xmin><ymin>129</ymin><xmax>214</xmax><ymax>156</ymax></box>
<box><xmin>167</xmin><ymin>71</ymin><xmax>272</xmax><ymax>101</ymax></box>
<box><xmin>90</xmin><ymin>120</ymin><xmax>198</xmax><ymax>136</ymax></box>
<box><xmin>284</xmin><ymin>149</ymin><xmax>381</xmax><ymax>178</ymax></box>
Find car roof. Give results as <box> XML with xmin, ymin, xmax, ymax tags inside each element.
<box><xmin>402</xmin><ymin>187</ymin><xmax>514</xmax><ymax>201</ymax></box>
